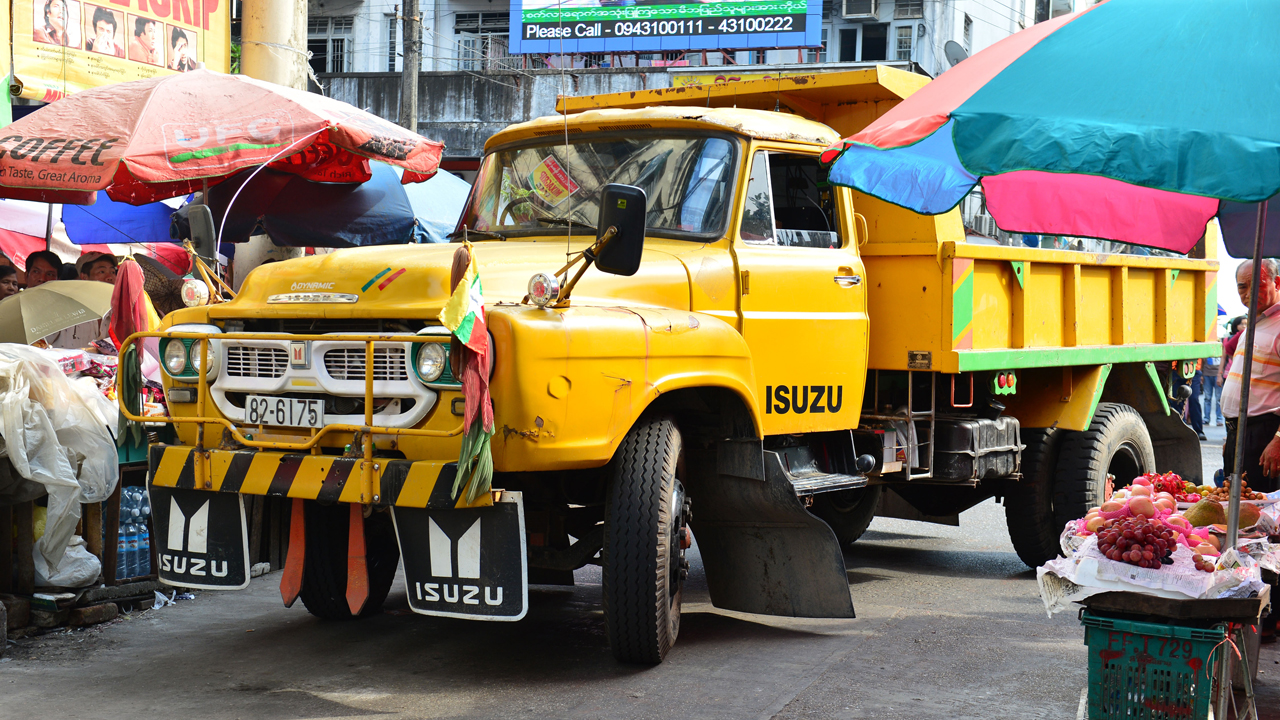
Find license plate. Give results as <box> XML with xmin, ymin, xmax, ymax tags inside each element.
<box><xmin>245</xmin><ymin>395</ymin><xmax>324</xmax><ymax>428</ymax></box>
<box><xmin>392</xmin><ymin>490</ymin><xmax>528</xmax><ymax>621</ymax></box>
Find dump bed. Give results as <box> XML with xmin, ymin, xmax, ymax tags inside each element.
<box><xmin>561</xmin><ymin>66</ymin><xmax>1221</xmax><ymax>374</ymax></box>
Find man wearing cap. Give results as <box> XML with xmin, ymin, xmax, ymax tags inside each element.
<box><xmin>77</xmin><ymin>251</ymin><xmax>118</xmax><ymax>284</ymax></box>
<box><xmin>45</xmin><ymin>252</ymin><xmax>117</xmax><ymax>349</ymax></box>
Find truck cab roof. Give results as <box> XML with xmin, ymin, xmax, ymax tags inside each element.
<box><xmin>485</xmin><ymin>106</ymin><xmax>841</xmax><ymax>152</ymax></box>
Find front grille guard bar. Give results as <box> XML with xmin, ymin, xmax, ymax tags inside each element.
<box><xmin>118</xmin><ymin>331</ymin><xmax>464</xmax><ymax>504</ymax></box>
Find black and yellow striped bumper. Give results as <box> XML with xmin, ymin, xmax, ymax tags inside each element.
<box><xmin>148</xmin><ymin>445</ymin><xmax>491</xmax><ymax>509</ymax></box>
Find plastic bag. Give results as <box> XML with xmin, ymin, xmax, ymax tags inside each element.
<box><xmin>33</xmin><ymin>535</ymin><xmax>101</xmax><ymax>588</ymax></box>
<box><xmin>0</xmin><ymin>344</ymin><xmax>119</xmax><ymax>572</ymax></box>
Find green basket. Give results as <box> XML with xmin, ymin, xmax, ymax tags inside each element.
<box><xmin>1081</xmin><ymin>611</ymin><xmax>1225</xmax><ymax>720</ymax></box>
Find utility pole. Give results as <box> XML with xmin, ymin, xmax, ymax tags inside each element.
<box><xmin>399</xmin><ymin>0</ymin><xmax>421</xmax><ymax>132</ymax></box>
<box><xmin>235</xmin><ymin>0</ymin><xmax>310</xmax><ymax>288</ymax></box>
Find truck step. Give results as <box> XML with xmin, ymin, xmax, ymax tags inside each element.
<box><xmin>786</xmin><ymin>469</ymin><xmax>869</xmax><ymax>496</ymax></box>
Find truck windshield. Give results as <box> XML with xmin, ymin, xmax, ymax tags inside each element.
<box><xmin>459</xmin><ymin>134</ymin><xmax>736</xmax><ymax>240</ymax></box>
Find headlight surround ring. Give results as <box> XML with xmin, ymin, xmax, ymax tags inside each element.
<box><xmin>414</xmin><ymin>341</ymin><xmax>447</xmax><ymax>383</ymax></box>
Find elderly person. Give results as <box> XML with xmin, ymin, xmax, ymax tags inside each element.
<box><xmin>1222</xmin><ymin>259</ymin><xmax>1280</xmax><ymax>494</ymax></box>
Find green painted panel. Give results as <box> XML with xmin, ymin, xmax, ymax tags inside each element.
<box><xmin>955</xmin><ymin>341</ymin><xmax>1221</xmax><ymax>372</ymax></box>
<box><xmin>1144</xmin><ymin>361</ymin><xmax>1171</xmax><ymax>417</ymax></box>
<box><xmin>1010</xmin><ymin>261</ymin><xmax>1026</xmax><ymax>289</ymax></box>
<box><xmin>1084</xmin><ymin>364</ymin><xmax>1114</xmax><ymax>428</ymax></box>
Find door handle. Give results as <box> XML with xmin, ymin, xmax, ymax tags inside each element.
<box><xmin>834</xmin><ymin>275</ymin><xmax>861</xmax><ymax>287</ymax></box>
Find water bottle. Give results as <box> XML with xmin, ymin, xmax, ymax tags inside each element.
<box><xmin>115</xmin><ymin>522</ymin><xmax>128</xmax><ymax>579</ymax></box>
<box><xmin>137</xmin><ymin>524</ymin><xmax>151</xmax><ymax>576</ymax></box>
<box><xmin>124</xmin><ymin>522</ymin><xmax>139</xmax><ymax>579</ymax></box>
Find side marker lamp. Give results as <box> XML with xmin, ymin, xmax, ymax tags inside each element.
<box><xmin>528</xmin><ymin>273</ymin><xmax>560</xmax><ymax>308</ymax></box>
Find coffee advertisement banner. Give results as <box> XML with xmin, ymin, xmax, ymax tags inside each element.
<box><xmin>11</xmin><ymin>0</ymin><xmax>231</xmax><ymax>102</ymax></box>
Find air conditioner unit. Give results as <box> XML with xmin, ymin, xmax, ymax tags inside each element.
<box><xmin>842</xmin><ymin>0</ymin><xmax>879</xmax><ymax>19</ymax></box>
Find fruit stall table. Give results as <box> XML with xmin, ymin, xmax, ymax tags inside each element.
<box><xmin>1041</xmin><ymin>473</ymin><xmax>1278</xmax><ymax>719</ymax></box>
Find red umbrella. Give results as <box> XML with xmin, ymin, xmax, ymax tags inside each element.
<box><xmin>0</xmin><ymin>69</ymin><xmax>444</xmax><ymax>205</ymax></box>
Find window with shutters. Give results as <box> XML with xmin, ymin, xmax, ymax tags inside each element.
<box><xmin>895</xmin><ymin>25</ymin><xmax>913</xmax><ymax>61</ymax></box>
<box><xmin>894</xmin><ymin>0</ymin><xmax>923</xmax><ymax>19</ymax></box>
<box><xmin>308</xmin><ymin>16</ymin><xmax>353</xmax><ymax>74</ymax></box>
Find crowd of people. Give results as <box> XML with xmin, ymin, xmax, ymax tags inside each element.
<box><xmin>0</xmin><ymin>249</ymin><xmax>134</xmax><ymax>349</ymax></box>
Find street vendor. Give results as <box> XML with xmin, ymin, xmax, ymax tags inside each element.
<box><xmin>1222</xmin><ymin>258</ymin><xmax>1280</xmax><ymax>493</ymax></box>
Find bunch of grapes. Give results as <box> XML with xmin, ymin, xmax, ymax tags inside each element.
<box><xmin>1191</xmin><ymin>554</ymin><xmax>1216</xmax><ymax>573</ymax></box>
<box><xmin>1096</xmin><ymin>516</ymin><xmax>1175</xmax><ymax>569</ymax></box>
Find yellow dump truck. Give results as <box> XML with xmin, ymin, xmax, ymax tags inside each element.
<box><xmin>127</xmin><ymin>66</ymin><xmax>1218</xmax><ymax>664</ymax></box>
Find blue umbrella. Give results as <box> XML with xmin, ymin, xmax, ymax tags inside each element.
<box><xmin>62</xmin><ymin>194</ymin><xmax>182</xmax><ymax>246</ymax></box>
<box><xmin>400</xmin><ymin>169</ymin><xmax>473</xmax><ymax>243</ymax></box>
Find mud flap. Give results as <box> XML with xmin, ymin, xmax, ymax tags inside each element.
<box><xmin>1143</xmin><ymin>410</ymin><xmax>1204</xmax><ymax>485</ymax></box>
<box><xmin>148</xmin><ymin>485</ymin><xmax>250</xmax><ymax>590</ymax></box>
<box><xmin>391</xmin><ymin>491</ymin><xmax>528</xmax><ymax>621</ymax></box>
<box><xmin>687</xmin><ymin>451</ymin><xmax>855</xmax><ymax>618</ymax></box>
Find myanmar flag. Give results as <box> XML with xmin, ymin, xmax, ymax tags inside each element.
<box><xmin>440</xmin><ymin>247</ymin><xmax>488</xmax><ymax>353</ymax></box>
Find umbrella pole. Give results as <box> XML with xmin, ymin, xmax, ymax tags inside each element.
<box><xmin>44</xmin><ymin>204</ymin><xmax>53</xmax><ymax>252</ymax></box>
<box><xmin>1218</xmin><ymin>201</ymin><xmax>1267</xmax><ymax>718</ymax></box>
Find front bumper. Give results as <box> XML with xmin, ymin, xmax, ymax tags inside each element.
<box><xmin>149</xmin><ymin>445</ymin><xmax>493</xmax><ymax>509</ymax></box>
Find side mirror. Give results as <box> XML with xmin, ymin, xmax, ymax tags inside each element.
<box><xmin>188</xmin><ymin>204</ymin><xmax>218</xmax><ymax>263</ymax></box>
<box><xmin>595</xmin><ymin>184</ymin><xmax>646</xmax><ymax>277</ymax></box>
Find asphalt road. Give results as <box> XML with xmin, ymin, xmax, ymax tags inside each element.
<box><xmin>1</xmin><ymin>424</ymin><xmax>1276</xmax><ymax>720</ymax></box>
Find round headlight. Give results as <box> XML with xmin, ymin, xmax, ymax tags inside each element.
<box><xmin>163</xmin><ymin>340</ymin><xmax>189</xmax><ymax>375</ymax></box>
<box><xmin>416</xmin><ymin>342</ymin><xmax>446</xmax><ymax>383</ymax></box>
<box><xmin>528</xmin><ymin>273</ymin><xmax>560</xmax><ymax>308</ymax></box>
<box><xmin>190</xmin><ymin>340</ymin><xmax>217</xmax><ymax>378</ymax></box>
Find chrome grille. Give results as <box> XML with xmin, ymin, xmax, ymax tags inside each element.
<box><xmin>324</xmin><ymin>347</ymin><xmax>409</xmax><ymax>381</ymax></box>
<box><xmin>225</xmin><ymin>346</ymin><xmax>288</xmax><ymax>378</ymax></box>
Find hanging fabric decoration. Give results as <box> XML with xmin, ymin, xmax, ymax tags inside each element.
<box><xmin>440</xmin><ymin>242</ymin><xmax>494</xmax><ymax>504</ymax></box>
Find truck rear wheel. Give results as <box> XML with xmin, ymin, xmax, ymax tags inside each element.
<box><xmin>1004</xmin><ymin>429</ymin><xmax>1063</xmax><ymax>567</ymax></box>
<box><xmin>602</xmin><ymin>416</ymin><xmax>690</xmax><ymax>664</ymax></box>
<box><xmin>1053</xmin><ymin>402</ymin><xmax>1156</xmax><ymax>530</ymax></box>
<box><xmin>810</xmin><ymin>486</ymin><xmax>883</xmax><ymax>547</ymax></box>
<box><xmin>299</xmin><ymin>501</ymin><xmax>400</xmax><ymax>620</ymax></box>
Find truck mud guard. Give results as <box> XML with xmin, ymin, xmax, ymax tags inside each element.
<box><xmin>686</xmin><ymin>450</ymin><xmax>855</xmax><ymax>619</ymax></box>
<box><xmin>1142</xmin><ymin>410</ymin><xmax>1203</xmax><ymax>485</ymax></box>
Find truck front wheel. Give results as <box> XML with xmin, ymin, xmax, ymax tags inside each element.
<box><xmin>602</xmin><ymin>416</ymin><xmax>691</xmax><ymax>664</ymax></box>
<box><xmin>298</xmin><ymin>501</ymin><xmax>400</xmax><ymax>620</ymax></box>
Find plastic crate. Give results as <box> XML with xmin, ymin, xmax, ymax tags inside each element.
<box><xmin>1081</xmin><ymin>611</ymin><xmax>1225</xmax><ymax>720</ymax></box>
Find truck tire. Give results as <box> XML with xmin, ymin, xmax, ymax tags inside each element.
<box><xmin>299</xmin><ymin>501</ymin><xmax>400</xmax><ymax>620</ymax></box>
<box><xmin>810</xmin><ymin>486</ymin><xmax>883</xmax><ymax>547</ymax></box>
<box><xmin>1003</xmin><ymin>429</ymin><xmax>1063</xmax><ymax>568</ymax></box>
<box><xmin>602</xmin><ymin>416</ymin><xmax>691</xmax><ymax>664</ymax></box>
<box><xmin>1054</xmin><ymin>402</ymin><xmax>1156</xmax><ymax>529</ymax></box>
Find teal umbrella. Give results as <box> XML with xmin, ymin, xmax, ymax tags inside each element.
<box><xmin>822</xmin><ymin>0</ymin><xmax>1280</xmax><ymax>254</ymax></box>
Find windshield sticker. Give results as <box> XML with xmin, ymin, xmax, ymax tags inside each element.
<box><xmin>528</xmin><ymin>156</ymin><xmax>580</xmax><ymax>207</ymax></box>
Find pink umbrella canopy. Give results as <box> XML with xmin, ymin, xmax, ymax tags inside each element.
<box><xmin>0</xmin><ymin>69</ymin><xmax>444</xmax><ymax>205</ymax></box>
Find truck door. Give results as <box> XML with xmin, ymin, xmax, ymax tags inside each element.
<box><xmin>734</xmin><ymin>148</ymin><xmax>869</xmax><ymax>435</ymax></box>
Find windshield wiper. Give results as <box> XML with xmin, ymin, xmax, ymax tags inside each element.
<box><xmin>447</xmin><ymin>228</ymin><xmax>506</xmax><ymax>241</ymax></box>
<box><xmin>537</xmin><ymin>217</ymin><xmax>598</xmax><ymax>234</ymax></box>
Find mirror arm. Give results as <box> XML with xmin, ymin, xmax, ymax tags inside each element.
<box><xmin>183</xmin><ymin>240</ymin><xmax>237</xmax><ymax>301</ymax></box>
<box><xmin>553</xmin><ymin>226</ymin><xmax>618</xmax><ymax>308</ymax></box>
